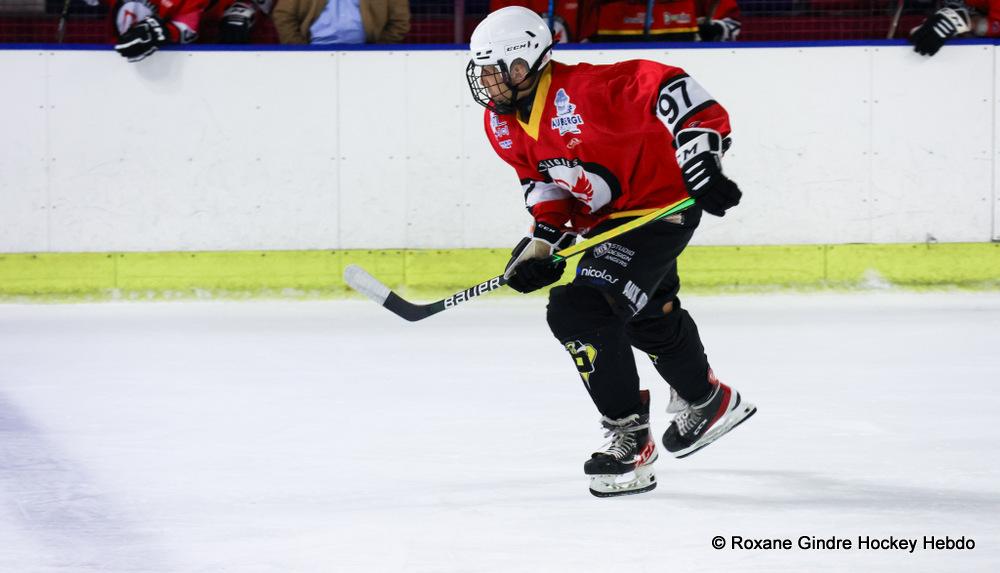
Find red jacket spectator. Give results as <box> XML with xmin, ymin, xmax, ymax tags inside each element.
<box><xmin>490</xmin><ymin>1</ymin><xmax>582</xmax><ymax>42</ymax></box>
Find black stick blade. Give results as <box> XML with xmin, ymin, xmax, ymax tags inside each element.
<box><xmin>344</xmin><ymin>264</ymin><xmax>440</xmax><ymax>322</ymax></box>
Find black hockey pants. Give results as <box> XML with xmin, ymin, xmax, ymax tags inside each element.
<box><xmin>546</xmin><ymin>208</ymin><xmax>713</xmax><ymax>419</ymax></box>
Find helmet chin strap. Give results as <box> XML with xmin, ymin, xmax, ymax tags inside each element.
<box><xmin>499</xmin><ymin>60</ymin><xmax>547</xmax><ymax>117</ymax></box>
<box><xmin>511</xmin><ymin>78</ymin><xmax>538</xmax><ymax>119</ymax></box>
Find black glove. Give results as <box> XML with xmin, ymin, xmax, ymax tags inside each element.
<box><xmin>504</xmin><ymin>222</ymin><xmax>575</xmax><ymax>294</ymax></box>
<box><xmin>115</xmin><ymin>16</ymin><xmax>168</xmax><ymax>62</ymax></box>
<box><xmin>507</xmin><ymin>255</ymin><xmax>566</xmax><ymax>294</ymax></box>
<box><xmin>910</xmin><ymin>7</ymin><xmax>970</xmax><ymax>56</ymax></box>
<box><xmin>698</xmin><ymin>18</ymin><xmax>741</xmax><ymax>42</ymax></box>
<box><xmin>674</xmin><ymin>128</ymin><xmax>742</xmax><ymax>217</ymax></box>
<box><xmin>219</xmin><ymin>1</ymin><xmax>256</xmax><ymax>44</ymax></box>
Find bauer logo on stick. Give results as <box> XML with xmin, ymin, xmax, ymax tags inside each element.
<box><xmin>443</xmin><ymin>276</ymin><xmax>502</xmax><ymax>308</ymax></box>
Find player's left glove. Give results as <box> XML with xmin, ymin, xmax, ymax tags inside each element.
<box><xmin>909</xmin><ymin>7</ymin><xmax>970</xmax><ymax>56</ymax></box>
<box><xmin>115</xmin><ymin>16</ymin><xmax>168</xmax><ymax>62</ymax></box>
<box><xmin>504</xmin><ymin>222</ymin><xmax>575</xmax><ymax>294</ymax></box>
<box><xmin>698</xmin><ymin>18</ymin><xmax>741</xmax><ymax>42</ymax></box>
<box><xmin>675</xmin><ymin>128</ymin><xmax>742</xmax><ymax>217</ymax></box>
<box><xmin>219</xmin><ymin>1</ymin><xmax>256</xmax><ymax>44</ymax></box>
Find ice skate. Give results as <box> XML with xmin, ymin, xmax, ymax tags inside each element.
<box><xmin>584</xmin><ymin>390</ymin><xmax>658</xmax><ymax>497</ymax></box>
<box><xmin>662</xmin><ymin>370</ymin><xmax>756</xmax><ymax>458</ymax></box>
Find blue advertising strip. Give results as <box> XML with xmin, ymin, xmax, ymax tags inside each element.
<box><xmin>3</xmin><ymin>38</ymin><xmax>999</xmax><ymax>52</ymax></box>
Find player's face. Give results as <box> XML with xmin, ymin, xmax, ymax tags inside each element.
<box><xmin>479</xmin><ymin>65</ymin><xmax>513</xmax><ymax>105</ymax></box>
<box><xmin>479</xmin><ymin>60</ymin><xmax>533</xmax><ymax>106</ymax></box>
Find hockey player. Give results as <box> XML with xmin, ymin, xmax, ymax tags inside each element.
<box><xmin>467</xmin><ymin>6</ymin><xmax>756</xmax><ymax>497</ymax></box>
<box><xmin>112</xmin><ymin>0</ymin><xmax>209</xmax><ymax>61</ymax></box>
<box><xmin>112</xmin><ymin>0</ymin><xmax>272</xmax><ymax>62</ymax></box>
<box><xmin>577</xmin><ymin>0</ymin><xmax>741</xmax><ymax>42</ymax></box>
<box><xmin>489</xmin><ymin>0</ymin><xmax>580</xmax><ymax>42</ymax></box>
<box><xmin>911</xmin><ymin>0</ymin><xmax>1000</xmax><ymax>55</ymax></box>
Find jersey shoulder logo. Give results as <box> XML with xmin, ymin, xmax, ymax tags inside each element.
<box><xmin>551</xmin><ymin>88</ymin><xmax>584</xmax><ymax>136</ymax></box>
<box><xmin>490</xmin><ymin>111</ymin><xmax>513</xmax><ymax>150</ymax></box>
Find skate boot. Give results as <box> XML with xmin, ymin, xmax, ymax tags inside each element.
<box><xmin>662</xmin><ymin>370</ymin><xmax>756</xmax><ymax>459</ymax></box>
<box><xmin>584</xmin><ymin>390</ymin><xmax>658</xmax><ymax>498</ymax></box>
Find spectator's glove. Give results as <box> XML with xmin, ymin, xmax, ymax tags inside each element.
<box><xmin>219</xmin><ymin>1</ymin><xmax>256</xmax><ymax>44</ymax></box>
<box><xmin>699</xmin><ymin>18</ymin><xmax>741</xmax><ymax>42</ymax></box>
<box><xmin>504</xmin><ymin>222</ymin><xmax>575</xmax><ymax>294</ymax></box>
<box><xmin>115</xmin><ymin>16</ymin><xmax>167</xmax><ymax>62</ymax></box>
<box><xmin>675</xmin><ymin>128</ymin><xmax>742</xmax><ymax>217</ymax></box>
<box><xmin>910</xmin><ymin>7</ymin><xmax>970</xmax><ymax>56</ymax></box>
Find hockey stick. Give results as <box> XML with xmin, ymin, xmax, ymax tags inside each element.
<box><xmin>56</xmin><ymin>0</ymin><xmax>72</xmax><ymax>43</ymax></box>
<box><xmin>344</xmin><ymin>197</ymin><xmax>696</xmax><ymax>322</ymax></box>
<box><xmin>887</xmin><ymin>0</ymin><xmax>905</xmax><ymax>39</ymax></box>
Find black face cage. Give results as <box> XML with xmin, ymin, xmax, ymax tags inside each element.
<box><xmin>466</xmin><ymin>44</ymin><xmax>552</xmax><ymax>116</ymax></box>
<box><xmin>466</xmin><ymin>59</ymin><xmax>515</xmax><ymax>115</ymax></box>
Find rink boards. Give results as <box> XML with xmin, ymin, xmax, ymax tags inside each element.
<box><xmin>1</xmin><ymin>243</ymin><xmax>998</xmax><ymax>299</ymax></box>
<box><xmin>1</xmin><ymin>43</ymin><xmax>999</xmax><ymax>297</ymax></box>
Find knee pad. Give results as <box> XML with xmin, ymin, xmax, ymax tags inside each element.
<box><xmin>548</xmin><ymin>284</ymin><xmax>642</xmax><ymax>418</ymax></box>
<box><xmin>546</xmin><ymin>284</ymin><xmax>621</xmax><ymax>341</ymax></box>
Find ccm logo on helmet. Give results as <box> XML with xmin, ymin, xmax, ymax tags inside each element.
<box><xmin>506</xmin><ymin>41</ymin><xmax>531</xmax><ymax>52</ymax></box>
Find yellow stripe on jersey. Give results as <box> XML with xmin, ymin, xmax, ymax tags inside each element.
<box><xmin>517</xmin><ymin>65</ymin><xmax>552</xmax><ymax>141</ymax></box>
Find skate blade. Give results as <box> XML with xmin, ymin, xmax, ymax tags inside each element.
<box><xmin>672</xmin><ymin>401</ymin><xmax>757</xmax><ymax>459</ymax></box>
<box><xmin>588</xmin><ymin>465</ymin><xmax>657</xmax><ymax>498</ymax></box>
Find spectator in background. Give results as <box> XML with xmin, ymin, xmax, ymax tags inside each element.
<box><xmin>910</xmin><ymin>0</ymin><xmax>999</xmax><ymax>55</ymax></box>
<box><xmin>112</xmin><ymin>0</ymin><xmax>272</xmax><ymax>61</ymax></box>
<box><xmin>578</xmin><ymin>0</ymin><xmax>741</xmax><ymax>42</ymax></box>
<box><xmin>273</xmin><ymin>0</ymin><xmax>409</xmax><ymax>44</ymax></box>
<box><xmin>489</xmin><ymin>0</ymin><xmax>580</xmax><ymax>42</ymax></box>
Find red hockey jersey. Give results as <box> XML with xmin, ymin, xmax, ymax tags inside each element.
<box><xmin>968</xmin><ymin>0</ymin><xmax>1000</xmax><ymax>36</ymax></box>
<box><xmin>578</xmin><ymin>0</ymin><xmax>741</xmax><ymax>41</ymax></box>
<box><xmin>484</xmin><ymin>60</ymin><xmax>731</xmax><ymax>234</ymax></box>
<box><xmin>489</xmin><ymin>0</ymin><xmax>582</xmax><ymax>42</ymax></box>
<box><xmin>111</xmin><ymin>0</ymin><xmax>210</xmax><ymax>43</ymax></box>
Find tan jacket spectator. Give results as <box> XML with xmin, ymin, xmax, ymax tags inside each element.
<box><xmin>274</xmin><ymin>0</ymin><xmax>410</xmax><ymax>44</ymax></box>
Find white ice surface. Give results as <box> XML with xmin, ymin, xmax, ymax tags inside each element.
<box><xmin>1</xmin><ymin>293</ymin><xmax>999</xmax><ymax>573</ymax></box>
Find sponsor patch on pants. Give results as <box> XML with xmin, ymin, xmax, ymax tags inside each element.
<box><xmin>564</xmin><ymin>340</ymin><xmax>597</xmax><ymax>388</ymax></box>
<box><xmin>578</xmin><ymin>266</ymin><xmax>620</xmax><ymax>285</ymax></box>
<box><xmin>623</xmin><ymin>280</ymin><xmax>649</xmax><ymax>314</ymax></box>
<box><xmin>591</xmin><ymin>242</ymin><xmax>634</xmax><ymax>268</ymax></box>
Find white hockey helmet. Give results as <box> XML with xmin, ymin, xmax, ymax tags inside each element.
<box><xmin>466</xmin><ymin>6</ymin><xmax>553</xmax><ymax>114</ymax></box>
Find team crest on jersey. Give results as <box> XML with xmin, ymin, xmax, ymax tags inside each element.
<box><xmin>537</xmin><ymin>157</ymin><xmax>621</xmax><ymax>214</ymax></box>
<box><xmin>551</xmin><ymin>89</ymin><xmax>584</xmax><ymax>136</ymax></box>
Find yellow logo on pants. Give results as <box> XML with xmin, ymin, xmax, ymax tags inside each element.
<box><xmin>564</xmin><ymin>340</ymin><xmax>597</xmax><ymax>388</ymax></box>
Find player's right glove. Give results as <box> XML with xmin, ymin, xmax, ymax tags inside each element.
<box><xmin>219</xmin><ymin>1</ymin><xmax>257</xmax><ymax>44</ymax></box>
<box><xmin>115</xmin><ymin>16</ymin><xmax>168</xmax><ymax>62</ymax></box>
<box><xmin>910</xmin><ymin>7</ymin><xmax>971</xmax><ymax>56</ymax></box>
<box><xmin>674</xmin><ymin>128</ymin><xmax>742</xmax><ymax>217</ymax></box>
<box><xmin>504</xmin><ymin>222</ymin><xmax>575</xmax><ymax>294</ymax></box>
